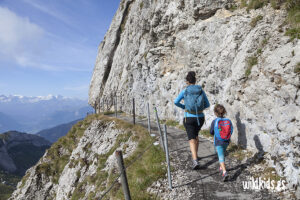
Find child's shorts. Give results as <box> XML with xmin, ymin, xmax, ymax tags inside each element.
<box><xmin>215</xmin><ymin>144</ymin><xmax>228</xmax><ymax>163</ymax></box>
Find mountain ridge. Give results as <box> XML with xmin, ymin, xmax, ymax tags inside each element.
<box><xmin>0</xmin><ymin>131</ymin><xmax>51</xmax><ymax>175</ymax></box>
<box><xmin>37</xmin><ymin>119</ymin><xmax>82</xmax><ymax>143</ymax></box>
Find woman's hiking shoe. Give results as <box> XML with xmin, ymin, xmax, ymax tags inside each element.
<box><xmin>219</xmin><ymin>167</ymin><xmax>223</xmax><ymax>175</ymax></box>
<box><xmin>222</xmin><ymin>171</ymin><xmax>228</xmax><ymax>182</ymax></box>
<box><xmin>192</xmin><ymin>159</ymin><xmax>200</xmax><ymax>170</ymax></box>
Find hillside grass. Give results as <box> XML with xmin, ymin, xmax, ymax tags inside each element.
<box><xmin>35</xmin><ymin>117</ymin><xmax>89</xmax><ymax>184</ymax></box>
<box><xmin>20</xmin><ymin>114</ymin><xmax>166</xmax><ymax>199</ymax></box>
<box><xmin>97</xmin><ymin>116</ymin><xmax>166</xmax><ymax>199</ymax></box>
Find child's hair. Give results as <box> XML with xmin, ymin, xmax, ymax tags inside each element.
<box><xmin>186</xmin><ymin>71</ymin><xmax>196</xmax><ymax>84</ymax></box>
<box><xmin>214</xmin><ymin>104</ymin><xmax>227</xmax><ymax>118</ymax></box>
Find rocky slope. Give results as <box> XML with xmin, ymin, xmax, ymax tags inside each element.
<box><xmin>10</xmin><ymin>115</ymin><xmax>165</xmax><ymax>200</ymax></box>
<box><xmin>0</xmin><ymin>131</ymin><xmax>50</xmax><ymax>175</ymax></box>
<box><xmin>89</xmin><ymin>0</ymin><xmax>300</xmax><ymax>195</ymax></box>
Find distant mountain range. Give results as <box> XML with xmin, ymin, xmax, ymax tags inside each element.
<box><xmin>37</xmin><ymin>119</ymin><xmax>81</xmax><ymax>143</ymax></box>
<box><xmin>0</xmin><ymin>131</ymin><xmax>51</xmax><ymax>176</ymax></box>
<box><xmin>0</xmin><ymin>94</ymin><xmax>93</xmax><ymax>133</ymax></box>
<box><xmin>0</xmin><ymin>112</ymin><xmax>23</xmax><ymax>133</ymax></box>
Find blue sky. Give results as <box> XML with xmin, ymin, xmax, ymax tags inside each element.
<box><xmin>0</xmin><ymin>0</ymin><xmax>120</xmax><ymax>99</ymax></box>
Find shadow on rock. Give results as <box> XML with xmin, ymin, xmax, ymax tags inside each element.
<box><xmin>235</xmin><ymin>112</ymin><xmax>247</xmax><ymax>149</ymax></box>
<box><xmin>227</xmin><ymin>135</ymin><xmax>265</xmax><ymax>182</ymax></box>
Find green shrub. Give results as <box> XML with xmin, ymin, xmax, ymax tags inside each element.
<box><xmin>139</xmin><ymin>2</ymin><xmax>144</xmax><ymax>10</ymax></box>
<box><xmin>247</xmin><ymin>56</ymin><xmax>258</xmax><ymax>66</ymax></box>
<box><xmin>257</xmin><ymin>48</ymin><xmax>262</xmax><ymax>55</ymax></box>
<box><xmin>250</xmin><ymin>15</ymin><xmax>263</xmax><ymax>27</ymax></box>
<box><xmin>262</xmin><ymin>37</ymin><xmax>270</xmax><ymax>46</ymax></box>
<box><xmin>285</xmin><ymin>1</ymin><xmax>300</xmax><ymax>40</ymax></box>
<box><xmin>245</xmin><ymin>56</ymin><xmax>258</xmax><ymax>77</ymax></box>
<box><xmin>229</xmin><ymin>4</ymin><xmax>238</xmax><ymax>11</ymax></box>
<box><xmin>241</xmin><ymin>0</ymin><xmax>248</xmax><ymax>7</ymax></box>
<box><xmin>247</xmin><ymin>0</ymin><xmax>268</xmax><ymax>10</ymax></box>
<box><xmin>285</xmin><ymin>27</ymin><xmax>300</xmax><ymax>40</ymax></box>
<box><xmin>270</xmin><ymin>0</ymin><xmax>281</xmax><ymax>9</ymax></box>
<box><xmin>285</xmin><ymin>0</ymin><xmax>300</xmax><ymax>10</ymax></box>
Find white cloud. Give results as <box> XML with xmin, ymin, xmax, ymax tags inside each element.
<box><xmin>21</xmin><ymin>0</ymin><xmax>73</xmax><ymax>26</ymax></box>
<box><xmin>0</xmin><ymin>6</ymin><xmax>95</xmax><ymax>72</ymax></box>
<box><xmin>0</xmin><ymin>6</ymin><xmax>44</xmax><ymax>66</ymax></box>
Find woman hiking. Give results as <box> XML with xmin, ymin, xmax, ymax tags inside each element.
<box><xmin>174</xmin><ymin>71</ymin><xmax>210</xmax><ymax>170</ymax></box>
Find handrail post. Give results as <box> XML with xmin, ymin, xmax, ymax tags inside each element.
<box><xmin>116</xmin><ymin>151</ymin><xmax>131</xmax><ymax>200</ymax></box>
<box><xmin>147</xmin><ymin>103</ymin><xmax>151</xmax><ymax>134</ymax></box>
<box><xmin>115</xmin><ymin>96</ymin><xmax>117</xmax><ymax>118</ymax></box>
<box><xmin>163</xmin><ymin>124</ymin><xmax>172</xmax><ymax>189</ymax></box>
<box><xmin>132</xmin><ymin>98</ymin><xmax>135</xmax><ymax>125</ymax></box>
<box><xmin>154</xmin><ymin>107</ymin><xmax>165</xmax><ymax>152</ymax></box>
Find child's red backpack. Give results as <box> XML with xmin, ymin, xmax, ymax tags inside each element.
<box><xmin>214</xmin><ymin>118</ymin><xmax>233</xmax><ymax>142</ymax></box>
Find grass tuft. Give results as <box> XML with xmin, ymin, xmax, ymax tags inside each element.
<box><xmin>285</xmin><ymin>27</ymin><xmax>300</xmax><ymax>40</ymax></box>
<box><xmin>165</xmin><ymin>119</ymin><xmax>180</xmax><ymax>127</ymax></box>
<box><xmin>250</xmin><ymin>15</ymin><xmax>263</xmax><ymax>28</ymax></box>
<box><xmin>139</xmin><ymin>2</ymin><xmax>144</xmax><ymax>10</ymax></box>
<box><xmin>294</xmin><ymin>62</ymin><xmax>300</xmax><ymax>73</ymax></box>
<box><xmin>247</xmin><ymin>0</ymin><xmax>267</xmax><ymax>10</ymax></box>
<box><xmin>227</xmin><ymin>143</ymin><xmax>252</xmax><ymax>161</ymax></box>
<box><xmin>245</xmin><ymin>56</ymin><xmax>258</xmax><ymax>77</ymax></box>
<box><xmin>199</xmin><ymin>129</ymin><xmax>213</xmax><ymax>138</ymax></box>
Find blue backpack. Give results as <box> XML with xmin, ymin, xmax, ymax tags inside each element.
<box><xmin>214</xmin><ymin>118</ymin><xmax>233</xmax><ymax>143</ymax></box>
<box><xmin>184</xmin><ymin>85</ymin><xmax>205</xmax><ymax>114</ymax></box>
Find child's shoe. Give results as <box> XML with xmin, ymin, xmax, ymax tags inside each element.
<box><xmin>219</xmin><ymin>167</ymin><xmax>222</xmax><ymax>175</ymax></box>
<box><xmin>222</xmin><ymin>171</ymin><xmax>228</xmax><ymax>182</ymax></box>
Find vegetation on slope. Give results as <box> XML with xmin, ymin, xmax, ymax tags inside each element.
<box><xmin>239</xmin><ymin>0</ymin><xmax>300</xmax><ymax>40</ymax></box>
<box><xmin>20</xmin><ymin>114</ymin><xmax>166</xmax><ymax>199</ymax></box>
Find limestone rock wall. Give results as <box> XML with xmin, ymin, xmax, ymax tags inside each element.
<box><xmin>89</xmin><ymin>0</ymin><xmax>300</xmax><ymax>192</ymax></box>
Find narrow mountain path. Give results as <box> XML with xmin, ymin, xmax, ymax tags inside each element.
<box><xmin>114</xmin><ymin>114</ymin><xmax>280</xmax><ymax>200</ymax></box>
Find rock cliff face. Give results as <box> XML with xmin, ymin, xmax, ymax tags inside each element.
<box><xmin>89</xmin><ymin>0</ymin><xmax>300</xmax><ymax>193</ymax></box>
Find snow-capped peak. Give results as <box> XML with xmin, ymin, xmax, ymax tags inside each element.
<box><xmin>0</xmin><ymin>94</ymin><xmax>81</xmax><ymax>103</ymax></box>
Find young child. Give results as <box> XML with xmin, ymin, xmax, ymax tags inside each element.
<box><xmin>210</xmin><ymin>104</ymin><xmax>233</xmax><ymax>181</ymax></box>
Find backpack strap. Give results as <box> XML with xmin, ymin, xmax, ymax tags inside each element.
<box><xmin>213</xmin><ymin>118</ymin><xmax>221</xmax><ymax>145</ymax></box>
